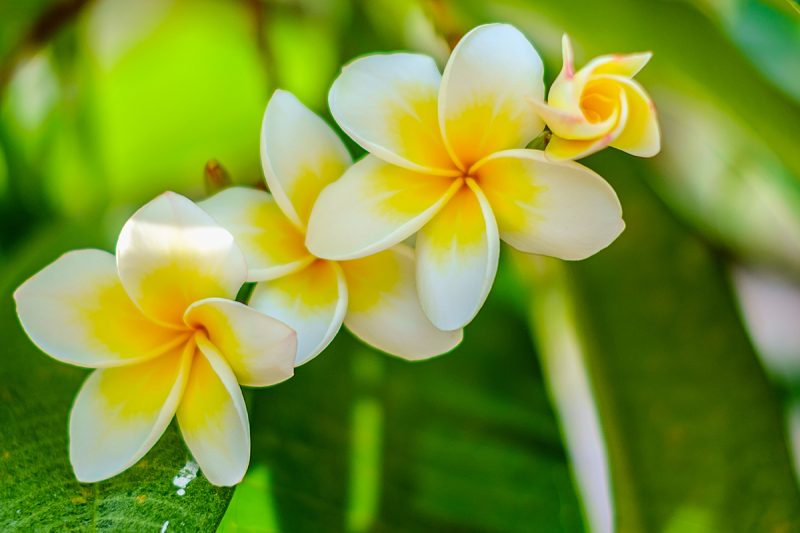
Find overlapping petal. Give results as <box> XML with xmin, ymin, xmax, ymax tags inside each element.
<box><xmin>14</xmin><ymin>249</ymin><xmax>183</xmax><ymax>368</ymax></box>
<box><xmin>249</xmin><ymin>260</ymin><xmax>347</xmax><ymax>366</ymax></box>
<box><xmin>416</xmin><ymin>180</ymin><xmax>499</xmax><ymax>331</ymax></box>
<box><xmin>606</xmin><ymin>76</ymin><xmax>660</xmax><ymax>157</ymax></box>
<box><xmin>340</xmin><ymin>245</ymin><xmax>463</xmax><ymax>360</ymax></box>
<box><xmin>117</xmin><ymin>192</ymin><xmax>247</xmax><ymax>327</ymax></box>
<box><xmin>262</xmin><ymin>90</ymin><xmax>353</xmax><ymax>227</ymax></box>
<box><xmin>178</xmin><ymin>335</ymin><xmax>249</xmax><ymax>487</ymax></box>
<box><xmin>69</xmin><ymin>342</ymin><xmax>193</xmax><ymax>482</ymax></box>
<box><xmin>542</xmin><ymin>34</ymin><xmax>658</xmax><ymax>160</ymax></box>
<box><xmin>306</xmin><ymin>155</ymin><xmax>461</xmax><ymax>260</ymax></box>
<box><xmin>184</xmin><ymin>298</ymin><xmax>296</xmax><ymax>387</ymax></box>
<box><xmin>547</xmin><ymin>35</ymin><xmax>650</xmax><ymax>112</ymax></box>
<box><xmin>545</xmin><ymin>88</ymin><xmax>629</xmax><ymax>161</ymax></box>
<box><xmin>439</xmin><ymin>23</ymin><xmax>545</xmax><ymax>169</ymax></box>
<box><xmin>329</xmin><ymin>53</ymin><xmax>457</xmax><ymax>175</ymax></box>
<box><xmin>200</xmin><ymin>187</ymin><xmax>313</xmax><ymax>282</ymax></box>
<box><xmin>474</xmin><ymin>149</ymin><xmax>624</xmax><ymax>260</ymax></box>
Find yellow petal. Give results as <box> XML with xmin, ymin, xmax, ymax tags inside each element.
<box><xmin>439</xmin><ymin>24</ymin><xmax>544</xmax><ymax>169</ymax></box>
<box><xmin>591</xmin><ymin>51</ymin><xmax>652</xmax><ymax>77</ymax></box>
<box><xmin>306</xmin><ymin>155</ymin><xmax>461</xmax><ymax>260</ymax></box>
<box><xmin>340</xmin><ymin>245</ymin><xmax>463</xmax><ymax>360</ymax></box>
<box><xmin>14</xmin><ymin>249</ymin><xmax>184</xmax><ymax>368</ymax></box>
<box><xmin>262</xmin><ymin>90</ymin><xmax>353</xmax><ymax>227</ymax></box>
<box><xmin>416</xmin><ymin>180</ymin><xmax>499</xmax><ymax>330</ymax></box>
<box><xmin>116</xmin><ymin>192</ymin><xmax>248</xmax><ymax>327</ymax></box>
<box><xmin>532</xmin><ymin>97</ymin><xmax>619</xmax><ymax>141</ymax></box>
<box><xmin>329</xmin><ymin>53</ymin><xmax>457</xmax><ymax>175</ymax></box>
<box><xmin>69</xmin><ymin>342</ymin><xmax>193</xmax><ymax>482</ymax></box>
<box><xmin>184</xmin><ymin>298</ymin><xmax>296</xmax><ymax>387</ymax></box>
<box><xmin>178</xmin><ymin>335</ymin><xmax>249</xmax><ymax>487</ymax></box>
<box><xmin>548</xmin><ymin>34</ymin><xmax>650</xmax><ymax>121</ymax></box>
<box><xmin>545</xmin><ymin>88</ymin><xmax>629</xmax><ymax>161</ymax></box>
<box><xmin>200</xmin><ymin>187</ymin><xmax>313</xmax><ymax>282</ymax></box>
<box><xmin>606</xmin><ymin>76</ymin><xmax>661</xmax><ymax>157</ymax></box>
<box><xmin>474</xmin><ymin>149</ymin><xmax>624</xmax><ymax>260</ymax></box>
<box><xmin>249</xmin><ymin>260</ymin><xmax>347</xmax><ymax>366</ymax></box>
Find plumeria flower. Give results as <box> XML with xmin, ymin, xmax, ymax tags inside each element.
<box><xmin>200</xmin><ymin>90</ymin><xmax>462</xmax><ymax>365</ymax></box>
<box><xmin>14</xmin><ymin>192</ymin><xmax>297</xmax><ymax>486</ymax></box>
<box><xmin>305</xmin><ymin>23</ymin><xmax>625</xmax><ymax>331</ymax></box>
<box><xmin>533</xmin><ymin>34</ymin><xmax>660</xmax><ymax>161</ymax></box>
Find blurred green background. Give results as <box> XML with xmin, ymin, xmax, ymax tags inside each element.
<box><xmin>1</xmin><ymin>0</ymin><xmax>799</xmax><ymax>531</ymax></box>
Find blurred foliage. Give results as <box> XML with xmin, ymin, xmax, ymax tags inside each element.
<box><xmin>1</xmin><ymin>0</ymin><xmax>800</xmax><ymax>531</ymax></box>
<box><xmin>221</xmin><ymin>284</ymin><xmax>584</xmax><ymax>532</ymax></box>
<box><xmin>523</xmin><ymin>150</ymin><xmax>800</xmax><ymax>532</ymax></box>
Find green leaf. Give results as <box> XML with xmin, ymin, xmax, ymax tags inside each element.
<box><xmin>523</xmin><ymin>151</ymin><xmax>800</xmax><ymax>532</ymax></box>
<box><xmin>222</xmin><ymin>279</ymin><xmax>586</xmax><ymax>533</ymax></box>
<box><xmin>0</xmin><ymin>224</ymin><xmax>232</xmax><ymax>532</ymax></box>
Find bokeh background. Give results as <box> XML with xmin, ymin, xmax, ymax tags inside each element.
<box><xmin>1</xmin><ymin>0</ymin><xmax>799</xmax><ymax>531</ymax></box>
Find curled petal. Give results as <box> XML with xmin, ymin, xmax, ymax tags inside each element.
<box><xmin>439</xmin><ymin>23</ymin><xmax>545</xmax><ymax>169</ymax></box>
<box><xmin>606</xmin><ymin>76</ymin><xmax>661</xmax><ymax>157</ymax></box>
<box><xmin>178</xmin><ymin>336</ymin><xmax>250</xmax><ymax>487</ymax></box>
<box><xmin>117</xmin><ymin>192</ymin><xmax>248</xmax><ymax>327</ymax></box>
<box><xmin>549</xmin><ymin>34</ymin><xmax>651</xmax><ymax>111</ymax></box>
<box><xmin>184</xmin><ymin>298</ymin><xmax>296</xmax><ymax>387</ymax></box>
<box><xmin>14</xmin><ymin>249</ymin><xmax>182</xmax><ymax>368</ymax></box>
<box><xmin>262</xmin><ymin>90</ymin><xmax>353</xmax><ymax>227</ymax></box>
<box><xmin>329</xmin><ymin>53</ymin><xmax>456</xmax><ymax>175</ymax></box>
<box><xmin>341</xmin><ymin>245</ymin><xmax>463</xmax><ymax>360</ymax></box>
<box><xmin>200</xmin><ymin>187</ymin><xmax>313</xmax><ymax>282</ymax></box>
<box><xmin>545</xmin><ymin>86</ymin><xmax>629</xmax><ymax>161</ymax></box>
<box><xmin>416</xmin><ymin>180</ymin><xmax>499</xmax><ymax>331</ymax></box>
<box><xmin>249</xmin><ymin>260</ymin><xmax>347</xmax><ymax>366</ymax></box>
<box><xmin>306</xmin><ymin>155</ymin><xmax>461</xmax><ymax>261</ymax></box>
<box><xmin>531</xmin><ymin>99</ymin><xmax>619</xmax><ymax>141</ymax></box>
<box><xmin>69</xmin><ymin>342</ymin><xmax>193</xmax><ymax>482</ymax></box>
<box><xmin>474</xmin><ymin>149</ymin><xmax>624</xmax><ymax>260</ymax></box>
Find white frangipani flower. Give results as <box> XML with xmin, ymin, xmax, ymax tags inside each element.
<box><xmin>200</xmin><ymin>90</ymin><xmax>462</xmax><ymax>365</ymax></box>
<box><xmin>305</xmin><ymin>23</ymin><xmax>625</xmax><ymax>331</ymax></box>
<box><xmin>14</xmin><ymin>192</ymin><xmax>297</xmax><ymax>486</ymax></box>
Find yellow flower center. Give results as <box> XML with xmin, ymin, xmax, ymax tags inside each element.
<box><xmin>580</xmin><ymin>79</ymin><xmax>620</xmax><ymax>124</ymax></box>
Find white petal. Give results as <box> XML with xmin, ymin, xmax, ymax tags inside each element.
<box><xmin>262</xmin><ymin>90</ymin><xmax>353</xmax><ymax>227</ymax></box>
<box><xmin>341</xmin><ymin>245</ymin><xmax>463</xmax><ymax>360</ymax></box>
<box><xmin>416</xmin><ymin>179</ymin><xmax>500</xmax><ymax>330</ymax></box>
<box><xmin>329</xmin><ymin>53</ymin><xmax>457</xmax><ymax>175</ymax></box>
<box><xmin>306</xmin><ymin>155</ymin><xmax>461</xmax><ymax>260</ymax></box>
<box><xmin>200</xmin><ymin>187</ymin><xmax>313</xmax><ymax>282</ymax></box>
<box><xmin>184</xmin><ymin>298</ymin><xmax>296</xmax><ymax>387</ymax></box>
<box><xmin>249</xmin><ymin>260</ymin><xmax>347</xmax><ymax>366</ymax></box>
<box><xmin>439</xmin><ymin>23</ymin><xmax>545</xmax><ymax>169</ymax></box>
<box><xmin>116</xmin><ymin>192</ymin><xmax>248</xmax><ymax>327</ymax></box>
<box><xmin>178</xmin><ymin>335</ymin><xmax>250</xmax><ymax>486</ymax></box>
<box><xmin>474</xmin><ymin>149</ymin><xmax>624</xmax><ymax>259</ymax></box>
<box><xmin>69</xmin><ymin>342</ymin><xmax>193</xmax><ymax>482</ymax></box>
<box><xmin>14</xmin><ymin>249</ymin><xmax>183</xmax><ymax>368</ymax></box>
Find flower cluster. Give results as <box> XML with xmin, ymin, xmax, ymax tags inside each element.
<box><xmin>14</xmin><ymin>24</ymin><xmax>659</xmax><ymax>486</ymax></box>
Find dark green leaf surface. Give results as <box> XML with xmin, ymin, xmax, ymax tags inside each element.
<box><xmin>222</xmin><ymin>275</ymin><xmax>585</xmax><ymax>533</ymax></box>
<box><xmin>525</xmin><ymin>151</ymin><xmax>800</xmax><ymax>533</ymax></box>
<box><xmin>0</xmin><ymin>225</ymin><xmax>232</xmax><ymax>532</ymax></box>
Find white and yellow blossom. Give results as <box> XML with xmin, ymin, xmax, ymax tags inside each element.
<box><xmin>200</xmin><ymin>90</ymin><xmax>462</xmax><ymax>365</ymax></box>
<box><xmin>533</xmin><ymin>34</ymin><xmax>660</xmax><ymax>161</ymax></box>
<box><xmin>305</xmin><ymin>23</ymin><xmax>625</xmax><ymax>331</ymax></box>
<box><xmin>14</xmin><ymin>192</ymin><xmax>297</xmax><ymax>486</ymax></box>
